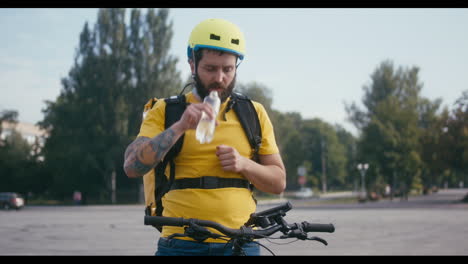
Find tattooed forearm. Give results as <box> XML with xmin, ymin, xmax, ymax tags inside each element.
<box><xmin>124</xmin><ymin>136</ymin><xmax>147</xmax><ymax>162</ymax></box>
<box><xmin>148</xmin><ymin>128</ymin><xmax>176</xmax><ymax>162</ymax></box>
<box><xmin>124</xmin><ymin>128</ymin><xmax>179</xmax><ymax>178</ymax></box>
<box><xmin>125</xmin><ymin>154</ymin><xmax>154</xmax><ymax>176</ymax></box>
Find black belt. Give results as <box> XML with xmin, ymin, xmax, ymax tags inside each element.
<box><xmin>170</xmin><ymin>176</ymin><xmax>252</xmax><ymax>191</ymax></box>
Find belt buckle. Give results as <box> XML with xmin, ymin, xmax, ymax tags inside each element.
<box><xmin>202</xmin><ymin>176</ymin><xmax>218</xmax><ymax>189</ymax></box>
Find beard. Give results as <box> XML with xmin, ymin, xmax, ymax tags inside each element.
<box><xmin>193</xmin><ymin>74</ymin><xmax>236</xmax><ymax>103</ymax></box>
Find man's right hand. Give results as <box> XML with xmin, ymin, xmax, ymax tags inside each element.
<box><xmin>177</xmin><ymin>103</ymin><xmax>216</xmax><ymax>131</ymax></box>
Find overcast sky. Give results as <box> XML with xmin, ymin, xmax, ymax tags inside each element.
<box><xmin>1</xmin><ymin>8</ymin><xmax>468</xmax><ymax>136</ymax></box>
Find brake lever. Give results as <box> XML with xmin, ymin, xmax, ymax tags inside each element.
<box><xmin>307</xmin><ymin>236</ymin><xmax>328</xmax><ymax>246</ymax></box>
<box><xmin>280</xmin><ymin>229</ymin><xmax>328</xmax><ymax>246</ymax></box>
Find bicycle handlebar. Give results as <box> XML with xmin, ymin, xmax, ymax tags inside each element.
<box><xmin>144</xmin><ymin>215</ymin><xmax>335</xmax><ymax>239</ymax></box>
<box><xmin>144</xmin><ymin>215</ymin><xmax>286</xmax><ymax>238</ymax></box>
<box><xmin>144</xmin><ymin>202</ymin><xmax>335</xmax><ymax>255</ymax></box>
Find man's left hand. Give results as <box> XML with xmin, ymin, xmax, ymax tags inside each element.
<box><xmin>215</xmin><ymin>145</ymin><xmax>247</xmax><ymax>173</ymax></box>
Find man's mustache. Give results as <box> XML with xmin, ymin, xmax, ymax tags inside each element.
<box><xmin>207</xmin><ymin>83</ymin><xmax>226</xmax><ymax>90</ymax></box>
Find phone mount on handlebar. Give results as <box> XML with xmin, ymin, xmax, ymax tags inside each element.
<box><xmin>244</xmin><ymin>202</ymin><xmax>292</xmax><ymax>229</ymax></box>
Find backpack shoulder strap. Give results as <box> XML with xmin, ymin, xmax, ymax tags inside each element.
<box><xmin>153</xmin><ymin>94</ymin><xmax>187</xmax><ymax>219</ymax></box>
<box><xmin>164</xmin><ymin>95</ymin><xmax>187</xmax><ymax>132</ymax></box>
<box><xmin>162</xmin><ymin>94</ymin><xmax>187</xmax><ymax>165</ymax></box>
<box><xmin>231</xmin><ymin>92</ymin><xmax>262</xmax><ymax>162</ymax></box>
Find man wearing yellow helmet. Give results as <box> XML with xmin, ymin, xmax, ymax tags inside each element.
<box><xmin>187</xmin><ymin>18</ymin><xmax>245</xmax><ymax>103</ymax></box>
<box><xmin>124</xmin><ymin>18</ymin><xmax>286</xmax><ymax>255</ymax></box>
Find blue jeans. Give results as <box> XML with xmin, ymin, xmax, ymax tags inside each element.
<box><xmin>155</xmin><ymin>237</ymin><xmax>260</xmax><ymax>256</ymax></box>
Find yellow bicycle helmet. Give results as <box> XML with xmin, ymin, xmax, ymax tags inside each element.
<box><xmin>187</xmin><ymin>18</ymin><xmax>246</xmax><ymax>61</ymax></box>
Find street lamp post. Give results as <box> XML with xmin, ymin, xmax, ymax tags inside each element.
<box><xmin>357</xmin><ymin>163</ymin><xmax>369</xmax><ymax>199</ymax></box>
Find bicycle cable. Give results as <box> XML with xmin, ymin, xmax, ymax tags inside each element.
<box><xmin>223</xmin><ymin>236</ymin><xmax>276</xmax><ymax>256</ymax></box>
<box><xmin>265</xmin><ymin>237</ymin><xmax>300</xmax><ymax>245</ymax></box>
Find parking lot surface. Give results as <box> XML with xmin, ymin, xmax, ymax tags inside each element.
<box><xmin>1</xmin><ymin>189</ymin><xmax>467</xmax><ymax>255</ymax></box>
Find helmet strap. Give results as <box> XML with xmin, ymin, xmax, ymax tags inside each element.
<box><xmin>236</xmin><ymin>58</ymin><xmax>243</xmax><ymax>69</ymax></box>
<box><xmin>191</xmin><ymin>48</ymin><xmax>199</xmax><ymax>77</ymax></box>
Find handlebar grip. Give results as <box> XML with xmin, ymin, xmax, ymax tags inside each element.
<box><xmin>144</xmin><ymin>216</ymin><xmax>186</xmax><ymax>227</ymax></box>
<box><xmin>302</xmin><ymin>222</ymin><xmax>335</xmax><ymax>233</ymax></box>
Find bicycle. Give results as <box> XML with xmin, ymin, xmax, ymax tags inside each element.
<box><xmin>144</xmin><ymin>201</ymin><xmax>335</xmax><ymax>256</ymax></box>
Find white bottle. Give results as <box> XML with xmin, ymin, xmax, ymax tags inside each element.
<box><xmin>196</xmin><ymin>91</ymin><xmax>221</xmax><ymax>144</ymax></box>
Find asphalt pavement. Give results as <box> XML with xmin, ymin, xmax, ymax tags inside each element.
<box><xmin>1</xmin><ymin>188</ymin><xmax>467</xmax><ymax>255</ymax></box>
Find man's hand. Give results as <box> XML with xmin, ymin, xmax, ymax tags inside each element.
<box><xmin>216</xmin><ymin>145</ymin><xmax>247</xmax><ymax>173</ymax></box>
<box><xmin>216</xmin><ymin>145</ymin><xmax>286</xmax><ymax>195</ymax></box>
<box><xmin>177</xmin><ymin>103</ymin><xmax>216</xmax><ymax>131</ymax></box>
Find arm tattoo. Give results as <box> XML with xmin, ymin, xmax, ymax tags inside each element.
<box><xmin>128</xmin><ymin>157</ymin><xmax>154</xmax><ymax>176</ymax></box>
<box><xmin>124</xmin><ymin>128</ymin><xmax>178</xmax><ymax>177</ymax></box>
<box><xmin>149</xmin><ymin>128</ymin><xmax>175</xmax><ymax>161</ymax></box>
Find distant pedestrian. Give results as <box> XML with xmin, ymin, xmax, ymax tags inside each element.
<box><xmin>73</xmin><ymin>191</ymin><xmax>82</xmax><ymax>205</ymax></box>
<box><xmin>385</xmin><ymin>184</ymin><xmax>391</xmax><ymax>197</ymax></box>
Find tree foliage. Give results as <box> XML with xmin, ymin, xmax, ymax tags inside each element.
<box><xmin>441</xmin><ymin>90</ymin><xmax>468</xmax><ymax>187</ymax></box>
<box><xmin>38</xmin><ymin>8</ymin><xmax>181</xmax><ymax>202</ymax></box>
<box><xmin>239</xmin><ymin>83</ymin><xmax>353</xmax><ymax>192</ymax></box>
<box><xmin>0</xmin><ymin>111</ymin><xmax>50</xmax><ymax>196</ymax></box>
<box><xmin>344</xmin><ymin>60</ymin><xmax>468</xmax><ymax>198</ymax></box>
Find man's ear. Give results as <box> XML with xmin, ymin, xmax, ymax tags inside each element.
<box><xmin>189</xmin><ymin>59</ymin><xmax>195</xmax><ymax>75</ymax></box>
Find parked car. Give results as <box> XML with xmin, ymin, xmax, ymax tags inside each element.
<box><xmin>0</xmin><ymin>192</ymin><xmax>25</xmax><ymax>210</ymax></box>
<box><xmin>294</xmin><ymin>187</ymin><xmax>314</xmax><ymax>199</ymax></box>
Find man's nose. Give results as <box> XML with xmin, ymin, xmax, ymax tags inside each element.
<box><xmin>214</xmin><ymin>69</ymin><xmax>224</xmax><ymax>83</ymax></box>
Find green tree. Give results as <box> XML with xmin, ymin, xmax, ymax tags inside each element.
<box><xmin>335</xmin><ymin>124</ymin><xmax>358</xmax><ymax>190</ymax></box>
<box><xmin>442</xmin><ymin>90</ymin><xmax>468</xmax><ymax>188</ymax></box>
<box><xmin>126</xmin><ymin>8</ymin><xmax>181</xmax><ymax>138</ymax></box>
<box><xmin>0</xmin><ymin>111</ymin><xmax>50</xmax><ymax>197</ymax></box>
<box><xmin>346</xmin><ymin>60</ymin><xmax>424</xmax><ymax>199</ymax></box>
<box><xmin>282</xmin><ymin>128</ymin><xmax>305</xmax><ymax>189</ymax></box>
<box><xmin>235</xmin><ymin>81</ymin><xmax>305</xmax><ymax>189</ymax></box>
<box><xmin>418</xmin><ymin>97</ymin><xmax>447</xmax><ymax>192</ymax></box>
<box><xmin>0</xmin><ymin>110</ymin><xmax>18</xmax><ymax>132</ymax></box>
<box><xmin>300</xmin><ymin>118</ymin><xmax>347</xmax><ymax>193</ymax></box>
<box><xmin>236</xmin><ymin>82</ymin><xmax>356</xmax><ymax>192</ymax></box>
<box><xmin>237</xmin><ymin>81</ymin><xmax>274</xmax><ymax>113</ymax></box>
<box><xmin>0</xmin><ymin>130</ymin><xmax>31</xmax><ymax>191</ymax></box>
<box><xmin>0</xmin><ymin>110</ymin><xmax>30</xmax><ymax>193</ymax></box>
<box><xmin>39</xmin><ymin>8</ymin><xmax>181</xmax><ymax>203</ymax></box>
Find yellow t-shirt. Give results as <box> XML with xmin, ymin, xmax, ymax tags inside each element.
<box><xmin>137</xmin><ymin>91</ymin><xmax>279</xmax><ymax>242</ymax></box>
